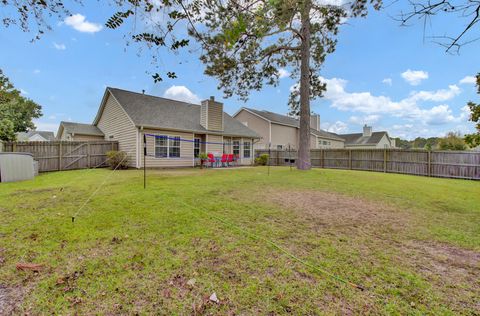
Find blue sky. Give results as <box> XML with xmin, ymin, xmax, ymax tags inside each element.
<box><xmin>0</xmin><ymin>1</ymin><xmax>478</xmax><ymax>140</ymax></box>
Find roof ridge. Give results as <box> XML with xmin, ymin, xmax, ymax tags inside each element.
<box><xmin>108</xmin><ymin>87</ymin><xmax>202</xmax><ymax>107</ymax></box>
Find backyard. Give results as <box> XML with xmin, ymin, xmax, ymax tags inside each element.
<box><xmin>0</xmin><ymin>167</ymin><xmax>479</xmax><ymax>314</ymax></box>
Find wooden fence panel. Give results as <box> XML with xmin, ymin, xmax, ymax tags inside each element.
<box><xmin>255</xmin><ymin>148</ymin><xmax>480</xmax><ymax>180</ymax></box>
<box><xmin>2</xmin><ymin>141</ymin><xmax>118</xmax><ymax>172</ymax></box>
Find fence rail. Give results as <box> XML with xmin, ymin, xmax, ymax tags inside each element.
<box><xmin>1</xmin><ymin>141</ymin><xmax>119</xmax><ymax>172</ymax></box>
<box><xmin>255</xmin><ymin>149</ymin><xmax>480</xmax><ymax>180</ymax></box>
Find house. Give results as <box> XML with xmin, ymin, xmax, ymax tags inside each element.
<box><xmin>16</xmin><ymin>130</ymin><xmax>55</xmax><ymax>141</ymax></box>
<box><xmin>233</xmin><ymin>108</ymin><xmax>345</xmax><ymax>150</ymax></box>
<box><xmin>84</xmin><ymin>87</ymin><xmax>259</xmax><ymax>168</ymax></box>
<box><xmin>340</xmin><ymin>125</ymin><xmax>396</xmax><ymax>149</ymax></box>
<box><xmin>57</xmin><ymin>121</ymin><xmax>105</xmax><ymax>141</ymax></box>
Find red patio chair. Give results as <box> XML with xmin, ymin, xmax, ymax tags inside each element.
<box><xmin>227</xmin><ymin>154</ymin><xmax>234</xmax><ymax>167</ymax></box>
<box><xmin>207</xmin><ymin>153</ymin><xmax>216</xmax><ymax>168</ymax></box>
<box><xmin>221</xmin><ymin>154</ymin><xmax>228</xmax><ymax>167</ymax></box>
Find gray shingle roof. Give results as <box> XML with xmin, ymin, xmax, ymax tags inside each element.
<box><xmin>60</xmin><ymin>121</ymin><xmax>104</xmax><ymax>136</ymax></box>
<box><xmin>106</xmin><ymin>87</ymin><xmax>259</xmax><ymax>138</ymax></box>
<box><xmin>339</xmin><ymin>132</ymin><xmax>388</xmax><ymax>146</ymax></box>
<box><xmin>16</xmin><ymin>131</ymin><xmax>55</xmax><ymax>141</ymax></box>
<box><xmin>243</xmin><ymin>108</ymin><xmax>345</xmax><ymax>141</ymax></box>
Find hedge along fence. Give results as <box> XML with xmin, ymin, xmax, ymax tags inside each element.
<box><xmin>1</xmin><ymin>141</ymin><xmax>119</xmax><ymax>172</ymax></box>
<box><xmin>255</xmin><ymin>149</ymin><xmax>480</xmax><ymax>180</ymax></box>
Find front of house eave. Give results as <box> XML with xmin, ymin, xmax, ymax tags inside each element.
<box><xmin>136</xmin><ymin>124</ymin><xmax>260</xmax><ymax>140</ymax></box>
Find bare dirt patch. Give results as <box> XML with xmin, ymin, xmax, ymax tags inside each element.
<box><xmin>264</xmin><ymin>189</ymin><xmax>410</xmax><ymax>235</ymax></box>
<box><xmin>0</xmin><ymin>284</ymin><xmax>25</xmax><ymax>315</ymax></box>
<box><xmin>254</xmin><ymin>189</ymin><xmax>480</xmax><ymax>312</ymax></box>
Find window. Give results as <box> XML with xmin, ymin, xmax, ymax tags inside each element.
<box><xmin>155</xmin><ymin>135</ymin><xmax>168</xmax><ymax>158</ymax></box>
<box><xmin>233</xmin><ymin>140</ymin><xmax>240</xmax><ymax>156</ymax></box>
<box><xmin>155</xmin><ymin>135</ymin><xmax>180</xmax><ymax>158</ymax></box>
<box><xmin>244</xmin><ymin>141</ymin><xmax>251</xmax><ymax>158</ymax></box>
<box><xmin>194</xmin><ymin>138</ymin><xmax>200</xmax><ymax>158</ymax></box>
<box><xmin>277</xmin><ymin>145</ymin><xmax>283</xmax><ymax>150</ymax></box>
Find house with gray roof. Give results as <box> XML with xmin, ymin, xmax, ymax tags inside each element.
<box><xmin>77</xmin><ymin>87</ymin><xmax>259</xmax><ymax>168</ymax></box>
<box><xmin>233</xmin><ymin>107</ymin><xmax>345</xmax><ymax>150</ymax></box>
<box><xmin>339</xmin><ymin>125</ymin><xmax>396</xmax><ymax>149</ymax></box>
<box><xmin>57</xmin><ymin>121</ymin><xmax>105</xmax><ymax>141</ymax></box>
<box><xmin>16</xmin><ymin>130</ymin><xmax>55</xmax><ymax>141</ymax></box>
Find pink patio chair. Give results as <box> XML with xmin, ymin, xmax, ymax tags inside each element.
<box><xmin>207</xmin><ymin>153</ymin><xmax>216</xmax><ymax>168</ymax></box>
<box><xmin>227</xmin><ymin>154</ymin><xmax>234</xmax><ymax>167</ymax></box>
<box><xmin>221</xmin><ymin>154</ymin><xmax>228</xmax><ymax>167</ymax></box>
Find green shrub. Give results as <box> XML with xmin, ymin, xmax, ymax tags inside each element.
<box><xmin>198</xmin><ymin>152</ymin><xmax>208</xmax><ymax>169</ymax></box>
<box><xmin>106</xmin><ymin>151</ymin><xmax>129</xmax><ymax>170</ymax></box>
<box><xmin>255</xmin><ymin>154</ymin><xmax>269</xmax><ymax>166</ymax></box>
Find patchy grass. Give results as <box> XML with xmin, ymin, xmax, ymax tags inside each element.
<box><xmin>0</xmin><ymin>167</ymin><xmax>479</xmax><ymax>314</ymax></box>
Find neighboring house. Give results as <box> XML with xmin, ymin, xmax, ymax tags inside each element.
<box><xmin>233</xmin><ymin>108</ymin><xmax>345</xmax><ymax>150</ymax></box>
<box><xmin>16</xmin><ymin>131</ymin><xmax>55</xmax><ymax>141</ymax></box>
<box><xmin>57</xmin><ymin>121</ymin><xmax>105</xmax><ymax>141</ymax></box>
<box><xmin>85</xmin><ymin>87</ymin><xmax>259</xmax><ymax>168</ymax></box>
<box><xmin>340</xmin><ymin>125</ymin><xmax>396</xmax><ymax>149</ymax></box>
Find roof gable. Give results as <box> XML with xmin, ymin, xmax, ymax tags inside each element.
<box><xmin>97</xmin><ymin>87</ymin><xmax>259</xmax><ymax>138</ymax></box>
<box><xmin>239</xmin><ymin>107</ymin><xmax>344</xmax><ymax>141</ymax></box>
<box><xmin>59</xmin><ymin>121</ymin><xmax>104</xmax><ymax>136</ymax></box>
<box><xmin>339</xmin><ymin>131</ymin><xmax>389</xmax><ymax>146</ymax></box>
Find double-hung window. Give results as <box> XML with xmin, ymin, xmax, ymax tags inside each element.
<box><xmin>243</xmin><ymin>141</ymin><xmax>251</xmax><ymax>158</ymax></box>
<box><xmin>155</xmin><ymin>135</ymin><xmax>181</xmax><ymax>158</ymax></box>
<box><xmin>233</xmin><ymin>140</ymin><xmax>240</xmax><ymax>156</ymax></box>
<box><xmin>194</xmin><ymin>138</ymin><xmax>200</xmax><ymax>158</ymax></box>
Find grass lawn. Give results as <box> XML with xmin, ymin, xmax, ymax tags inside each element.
<box><xmin>0</xmin><ymin>167</ymin><xmax>479</xmax><ymax>314</ymax></box>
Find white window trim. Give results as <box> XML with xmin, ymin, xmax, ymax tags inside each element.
<box><xmin>243</xmin><ymin>140</ymin><xmax>251</xmax><ymax>158</ymax></box>
<box><xmin>154</xmin><ymin>134</ymin><xmax>181</xmax><ymax>159</ymax></box>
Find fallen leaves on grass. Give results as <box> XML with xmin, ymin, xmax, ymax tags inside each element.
<box><xmin>15</xmin><ymin>263</ymin><xmax>43</xmax><ymax>272</ymax></box>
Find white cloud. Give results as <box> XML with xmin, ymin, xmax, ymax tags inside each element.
<box><xmin>20</xmin><ymin>89</ymin><xmax>28</xmax><ymax>95</ymax></box>
<box><xmin>64</xmin><ymin>14</ymin><xmax>102</xmax><ymax>33</ymax></box>
<box><xmin>349</xmin><ymin>115</ymin><xmax>380</xmax><ymax>125</ymax></box>
<box><xmin>401</xmin><ymin>69</ymin><xmax>429</xmax><ymax>86</ymax></box>
<box><xmin>278</xmin><ymin>68</ymin><xmax>290</xmax><ymax>79</ymax></box>
<box><xmin>408</xmin><ymin>85</ymin><xmax>461</xmax><ymax>102</ymax></box>
<box><xmin>459</xmin><ymin>76</ymin><xmax>476</xmax><ymax>85</ymax></box>
<box><xmin>382</xmin><ymin>78</ymin><xmax>392</xmax><ymax>86</ymax></box>
<box><xmin>33</xmin><ymin>120</ymin><xmax>59</xmax><ymax>133</ymax></box>
<box><xmin>322</xmin><ymin>121</ymin><xmax>348</xmax><ymax>134</ymax></box>
<box><xmin>33</xmin><ymin>69</ymin><xmax>40</xmax><ymax>74</ymax></box>
<box><xmin>53</xmin><ymin>42</ymin><xmax>66</xmax><ymax>50</ymax></box>
<box><xmin>163</xmin><ymin>85</ymin><xmax>201</xmax><ymax>104</ymax></box>
<box><xmin>321</xmin><ymin>76</ymin><xmax>466</xmax><ymax>128</ymax></box>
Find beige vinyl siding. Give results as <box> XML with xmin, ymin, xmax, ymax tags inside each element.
<box><xmin>207</xmin><ymin>102</ymin><xmax>223</xmax><ymax>131</ymax></box>
<box><xmin>271</xmin><ymin>123</ymin><xmax>298</xmax><ymax>149</ymax></box>
<box><xmin>206</xmin><ymin>134</ymin><xmax>223</xmax><ymax>154</ymax></box>
<box><xmin>71</xmin><ymin>134</ymin><xmax>105</xmax><ymax>142</ymax></box>
<box><xmin>96</xmin><ymin>93</ymin><xmax>138</xmax><ymax>167</ymax></box>
<box><xmin>310</xmin><ymin>135</ymin><xmax>317</xmax><ymax>148</ymax></box>
<box><xmin>316</xmin><ymin>137</ymin><xmax>344</xmax><ymax>149</ymax></box>
<box><xmin>238</xmin><ymin>138</ymin><xmax>254</xmax><ymax>165</ymax></box>
<box><xmin>233</xmin><ymin>110</ymin><xmax>269</xmax><ymax>148</ymax></box>
<box><xmin>140</xmin><ymin>129</ymin><xmax>194</xmax><ymax>168</ymax></box>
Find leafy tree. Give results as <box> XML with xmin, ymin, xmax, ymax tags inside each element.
<box><xmin>438</xmin><ymin>132</ymin><xmax>466</xmax><ymax>151</ymax></box>
<box><xmin>464</xmin><ymin>74</ymin><xmax>480</xmax><ymax>148</ymax></box>
<box><xmin>0</xmin><ymin>70</ymin><xmax>42</xmax><ymax>141</ymax></box>
<box><xmin>186</xmin><ymin>0</ymin><xmax>382</xmax><ymax>169</ymax></box>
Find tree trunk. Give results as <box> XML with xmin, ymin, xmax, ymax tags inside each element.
<box><xmin>297</xmin><ymin>1</ymin><xmax>311</xmax><ymax>170</ymax></box>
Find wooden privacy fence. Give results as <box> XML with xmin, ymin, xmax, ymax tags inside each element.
<box><xmin>255</xmin><ymin>149</ymin><xmax>480</xmax><ymax>180</ymax></box>
<box><xmin>1</xmin><ymin>141</ymin><xmax>119</xmax><ymax>172</ymax></box>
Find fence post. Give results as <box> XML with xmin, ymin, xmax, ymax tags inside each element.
<box><xmin>87</xmin><ymin>142</ymin><xmax>91</xmax><ymax>168</ymax></box>
<box><xmin>58</xmin><ymin>142</ymin><xmax>62</xmax><ymax>171</ymax></box>
<box><xmin>0</xmin><ymin>141</ymin><xmax>3</xmax><ymax>152</ymax></box>
<box><xmin>12</xmin><ymin>142</ymin><xmax>17</xmax><ymax>152</ymax></box>
<box><xmin>321</xmin><ymin>150</ymin><xmax>324</xmax><ymax>168</ymax></box>
<box><xmin>383</xmin><ymin>149</ymin><xmax>387</xmax><ymax>173</ymax></box>
<box><xmin>349</xmin><ymin>150</ymin><xmax>352</xmax><ymax>170</ymax></box>
<box><xmin>427</xmin><ymin>151</ymin><xmax>431</xmax><ymax>177</ymax></box>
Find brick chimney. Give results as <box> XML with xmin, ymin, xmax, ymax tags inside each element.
<box><xmin>201</xmin><ymin>96</ymin><xmax>224</xmax><ymax>131</ymax></box>
<box><xmin>310</xmin><ymin>113</ymin><xmax>320</xmax><ymax>131</ymax></box>
<box><xmin>363</xmin><ymin>124</ymin><xmax>372</xmax><ymax>137</ymax></box>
